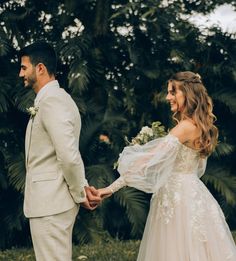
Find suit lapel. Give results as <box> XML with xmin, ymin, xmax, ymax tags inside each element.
<box><xmin>25</xmin><ymin>83</ymin><xmax>59</xmax><ymax>168</ymax></box>
<box><xmin>25</xmin><ymin>117</ymin><xmax>33</xmax><ymax>167</ymax></box>
<box><xmin>25</xmin><ymin>94</ymin><xmax>44</xmax><ymax>167</ymax></box>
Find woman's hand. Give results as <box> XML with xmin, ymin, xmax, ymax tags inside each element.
<box><xmin>98</xmin><ymin>187</ymin><xmax>113</xmax><ymax>199</ymax></box>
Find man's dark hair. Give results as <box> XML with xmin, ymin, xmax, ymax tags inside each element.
<box><xmin>19</xmin><ymin>41</ymin><xmax>57</xmax><ymax>75</ymax></box>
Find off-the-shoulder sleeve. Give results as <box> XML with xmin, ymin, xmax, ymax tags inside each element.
<box><xmin>108</xmin><ymin>134</ymin><xmax>181</xmax><ymax>194</ymax></box>
<box><xmin>197</xmin><ymin>157</ymin><xmax>207</xmax><ymax>178</ymax></box>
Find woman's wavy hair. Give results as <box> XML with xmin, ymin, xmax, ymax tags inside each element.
<box><xmin>168</xmin><ymin>71</ymin><xmax>218</xmax><ymax>157</ymax></box>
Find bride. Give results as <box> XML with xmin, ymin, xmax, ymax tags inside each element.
<box><xmin>98</xmin><ymin>71</ymin><xmax>236</xmax><ymax>261</ymax></box>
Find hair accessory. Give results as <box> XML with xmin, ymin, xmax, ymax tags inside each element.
<box><xmin>195</xmin><ymin>73</ymin><xmax>201</xmax><ymax>80</ymax></box>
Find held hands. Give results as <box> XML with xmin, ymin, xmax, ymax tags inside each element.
<box><xmin>81</xmin><ymin>186</ymin><xmax>113</xmax><ymax>210</ymax></box>
<box><xmin>81</xmin><ymin>186</ymin><xmax>102</xmax><ymax>210</ymax></box>
<box><xmin>97</xmin><ymin>187</ymin><xmax>113</xmax><ymax>199</ymax></box>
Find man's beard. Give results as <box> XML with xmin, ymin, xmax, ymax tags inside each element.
<box><xmin>24</xmin><ymin>75</ymin><xmax>36</xmax><ymax>88</ymax></box>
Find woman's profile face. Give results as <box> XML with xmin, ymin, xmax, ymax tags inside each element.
<box><xmin>166</xmin><ymin>81</ymin><xmax>185</xmax><ymax>112</ymax></box>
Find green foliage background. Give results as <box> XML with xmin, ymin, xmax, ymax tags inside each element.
<box><xmin>0</xmin><ymin>0</ymin><xmax>236</xmax><ymax>250</ymax></box>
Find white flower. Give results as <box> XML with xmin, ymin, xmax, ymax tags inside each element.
<box><xmin>26</xmin><ymin>106</ymin><xmax>39</xmax><ymax>117</ymax></box>
<box><xmin>77</xmin><ymin>256</ymin><xmax>88</xmax><ymax>260</ymax></box>
<box><xmin>140</xmin><ymin>126</ymin><xmax>153</xmax><ymax>136</ymax></box>
<box><xmin>129</xmin><ymin>121</ymin><xmax>167</xmax><ymax>146</ymax></box>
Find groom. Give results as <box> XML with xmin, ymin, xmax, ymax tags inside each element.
<box><xmin>19</xmin><ymin>41</ymin><xmax>101</xmax><ymax>261</ymax></box>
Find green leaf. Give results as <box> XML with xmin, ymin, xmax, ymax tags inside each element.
<box><xmin>114</xmin><ymin>188</ymin><xmax>150</xmax><ymax>237</ymax></box>
<box><xmin>212</xmin><ymin>142</ymin><xmax>234</xmax><ymax>158</ymax></box>
<box><xmin>213</xmin><ymin>90</ymin><xmax>236</xmax><ymax>114</ymax></box>
<box><xmin>6</xmin><ymin>152</ymin><xmax>26</xmax><ymax>193</ymax></box>
<box><xmin>203</xmin><ymin>167</ymin><xmax>236</xmax><ymax>206</ymax></box>
<box><xmin>86</xmin><ymin>164</ymin><xmax>114</xmax><ymax>188</ymax></box>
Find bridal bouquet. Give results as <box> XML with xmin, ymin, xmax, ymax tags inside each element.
<box><xmin>126</xmin><ymin>121</ymin><xmax>167</xmax><ymax>145</ymax></box>
<box><xmin>114</xmin><ymin>121</ymin><xmax>166</xmax><ymax>169</ymax></box>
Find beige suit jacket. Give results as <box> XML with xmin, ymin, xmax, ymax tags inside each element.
<box><xmin>24</xmin><ymin>81</ymin><xmax>87</xmax><ymax>218</ymax></box>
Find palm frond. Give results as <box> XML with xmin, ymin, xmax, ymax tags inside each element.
<box><xmin>213</xmin><ymin>90</ymin><xmax>236</xmax><ymax>114</ymax></box>
<box><xmin>58</xmin><ymin>37</ymin><xmax>93</xmax><ymax>93</ymax></box>
<box><xmin>68</xmin><ymin>97</ymin><xmax>87</xmax><ymax>118</ymax></box>
<box><xmin>86</xmin><ymin>164</ymin><xmax>114</xmax><ymax>188</ymax></box>
<box><xmin>84</xmin><ymin>99</ymin><xmax>105</xmax><ymax>116</ymax></box>
<box><xmin>212</xmin><ymin>142</ymin><xmax>235</xmax><ymax>158</ymax></box>
<box><xmin>87</xmin><ymin>48</ymin><xmax>104</xmax><ymax>78</ymax></box>
<box><xmin>80</xmin><ymin>119</ymin><xmax>103</xmax><ymax>154</ymax></box>
<box><xmin>94</xmin><ymin>0</ymin><xmax>110</xmax><ymax>36</ymax></box>
<box><xmin>203</xmin><ymin>166</ymin><xmax>236</xmax><ymax>206</ymax></box>
<box><xmin>103</xmin><ymin>113</ymin><xmax>127</xmax><ymax>127</ymax></box>
<box><xmin>1</xmin><ymin>5</ymin><xmax>33</xmax><ymax>22</ymax></box>
<box><xmin>0</xmin><ymin>29</ymin><xmax>12</xmax><ymax>56</ymax></box>
<box><xmin>232</xmin><ymin>231</ymin><xmax>236</xmax><ymax>243</ymax></box>
<box><xmin>0</xmin><ymin>167</ymin><xmax>7</xmax><ymax>190</ymax></box>
<box><xmin>74</xmin><ymin>209</ymin><xmax>106</xmax><ymax>244</ymax></box>
<box><xmin>152</xmin><ymin>89</ymin><xmax>168</xmax><ymax>108</ymax></box>
<box><xmin>80</xmin><ymin>112</ymin><xmax>126</xmax><ymax>154</ymax></box>
<box><xmin>5</xmin><ymin>152</ymin><xmax>25</xmax><ymax>193</ymax></box>
<box><xmin>0</xmin><ymin>87</ymin><xmax>9</xmax><ymax>112</ymax></box>
<box><xmin>110</xmin><ymin>2</ymin><xmax>136</xmax><ymax>20</ymax></box>
<box><xmin>0</xmin><ymin>77</ymin><xmax>14</xmax><ymax>112</ymax></box>
<box><xmin>58</xmin><ymin>36</ymin><xmax>91</xmax><ymax>60</ymax></box>
<box><xmin>59</xmin><ymin>36</ymin><xmax>104</xmax><ymax>94</ymax></box>
<box><xmin>114</xmin><ymin>187</ymin><xmax>150</xmax><ymax>237</ymax></box>
<box><xmin>68</xmin><ymin>60</ymin><xmax>90</xmax><ymax>93</ymax></box>
<box><xmin>141</xmin><ymin>68</ymin><xmax>160</xmax><ymax>80</ymax></box>
<box><xmin>13</xmin><ymin>86</ymin><xmax>35</xmax><ymax>112</ymax></box>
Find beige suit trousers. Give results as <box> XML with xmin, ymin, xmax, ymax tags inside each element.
<box><xmin>29</xmin><ymin>205</ymin><xmax>79</xmax><ymax>261</ymax></box>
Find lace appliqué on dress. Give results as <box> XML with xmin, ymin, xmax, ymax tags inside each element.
<box><xmin>155</xmin><ymin>174</ymin><xmax>183</xmax><ymax>224</ymax></box>
<box><xmin>155</xmin><ymin>144</ymin><xmax>198</xmax><ymax>225</ymax></box>
<box><xmin>190</xmin><ymin>178</ymin><xmax>208</xmax><ymax>242</ymax></box>
<box><xmin>190</xmin><ymin>178</ymin><xmax>234</xmax><ymax>259</ymax></box>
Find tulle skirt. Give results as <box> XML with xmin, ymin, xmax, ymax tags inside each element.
<box><xmin>137</xmin><ymin>173</ymin><xmax>236</xmax><ymax>261</ymax></box>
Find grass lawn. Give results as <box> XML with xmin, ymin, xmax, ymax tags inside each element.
<box><xmin>1</xmin><ymin>233</ymin><xmax>235</xmax><ymax>260</ymax></box>
<box><xmin>0</xmin><ymin>239</ymin><xmax>140</xmax><ymax>261</ymax></box>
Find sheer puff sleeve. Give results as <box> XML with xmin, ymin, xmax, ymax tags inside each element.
<box><xmin>197</xmin><ymin>157</ymin><xmax>207</xmax><ymax>178</ymax></box>
<box><xmin>108</xmin><ymin>134</ymin><xmax>181</xmax><ymax>194</ymax></box>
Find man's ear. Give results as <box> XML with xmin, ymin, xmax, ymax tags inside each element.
<box><xmin>36</xmin><ymin>63</ymin><xmax>47</xmax><ymax>75</ymax></box>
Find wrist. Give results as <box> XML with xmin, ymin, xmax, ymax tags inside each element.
<box><xmin>107</xmin><ymin>186</ymin><xmax>114</xmax><ymax>194</ymax></box>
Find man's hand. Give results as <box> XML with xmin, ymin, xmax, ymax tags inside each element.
<box><xmin>85</xmin><ymin>186</ymin><xmax>101</xmax><ymax>204</ymax></box>
<box><xmin>81</xmin><ymin>186</ymin><xmax>101</xmax><ymax>210</ymax></box>
<box><xmin>80</xmin><ymin>198</ymin><xmax>98</xmax><ymax>210</ymax></box>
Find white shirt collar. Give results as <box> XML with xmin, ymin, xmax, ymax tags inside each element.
<box><xmin>34</xmin><ymin>80</ymin><xmax>59</xmax><ymax>106</ymax></box>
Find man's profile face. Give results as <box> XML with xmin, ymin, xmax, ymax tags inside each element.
<box><xmin>19</xmin><ymin>56</ymin><xmax>37</xmax><ymax>89</ymax></box>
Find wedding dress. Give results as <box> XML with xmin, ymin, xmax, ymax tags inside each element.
<box><xmin>108</xmin><ymin>134</ymin><xmax>236</xmax><ymax>261</ymax></box>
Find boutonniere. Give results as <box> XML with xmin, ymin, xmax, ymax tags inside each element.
<box><xmin>26</xmin><ymin>106</ymin><xmax>39</xmax><ymax>117</ymax></box>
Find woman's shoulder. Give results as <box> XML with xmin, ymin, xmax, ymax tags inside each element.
<box><xmin>169</xmin><ymin>120</ymin><xmax>199</xmax><ymax>144</ymax></box>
